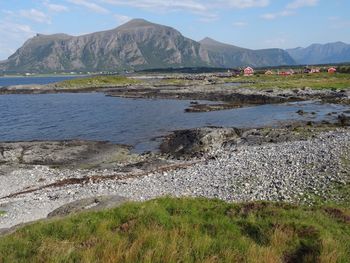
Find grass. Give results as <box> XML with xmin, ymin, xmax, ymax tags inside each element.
<box><xmin>1</xmin><ymin>197</ymin><xmax>350</xmax><ymax>263</ymax></box>
<box><xmin>159</xmin><ymin>78</ymin><xmax>190</xmax><ymax>86</ymax></box>
<box><xmin>0</xmin><ymin>211</ymin><xmax>5</xmax><ymax>217</ymax></box>
<box><xmin>224</xmin><ymin>73</ymin><xmax>350</xmax><ymax>90</ymax></box>
<box><xmin>55</xmin><ymin>75</ymin><xmax>140</xmax><ymax>89</ymax></box>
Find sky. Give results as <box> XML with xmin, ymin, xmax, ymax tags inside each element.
<box><xmin>0</xmin><ymin>0</ymin><xmax>350</xmax><ymax>60</ymax></box>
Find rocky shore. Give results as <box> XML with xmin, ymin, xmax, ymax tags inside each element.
<box><xmin>1</xmin><ymin>76</ymin><xmax>349</xmax><ymax>113</ymax></box>
<box><xmin>1</xmin><ymin>124</ymin><xmax>349</xmax><ymax>232</ymax></box>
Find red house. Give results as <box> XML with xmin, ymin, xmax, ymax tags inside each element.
<box><xmin>328</xmin><ymin>67</ymin><xmax>336</xmax><ymax>74</ymax></box>
<box><xmin>279</xmin><ymin>69</ymin><xmax>294</xmax><ymax>76</ymax></box>
<box><xmin>244</xmin><ymin>67</ymin><xmax>254</xmax><ymax>76</ymax></box>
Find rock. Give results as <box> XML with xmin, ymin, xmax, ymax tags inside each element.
<box><xmin>160</xmin><ymin>127</ymin><xmax>241</xmax><ymax>157</ymax></box>
<box><xmin>338</xmin><ymin>114</ymin><xmax>350</xmax><ymax>126</ymax></box>
<box><xmin>47</xmin><ymin>195</ymin><xmax>128</xmax><ymax>218</ymax></box>
<box><xmin>0</xmin><ymin>140</ymin><xmax>137</xmax><ymax>169</ymax></box>
<box><xmin>296</xmin><ymin>109</ymin><xmax>305</xmax><ymax>115</ymax></box>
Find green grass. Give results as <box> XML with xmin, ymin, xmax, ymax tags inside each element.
<box><xmin>224</xmin><ymin>73</ymin><xmax>350</xmax><ymax>90</ymax></box>
<box><xmin>1</xmin><ymin>197</ymin><xmax>350</xmax><ymax>263</ymax></box>
<box><xmin>0</xmin><ymin>211</ymin><xmax>5</xmax><ymax>217</ymax></box>
<box><xmin>159</xmin><ymin>78</ymin><xmax>190</xmax><ymax>86</ymax></box>
<box><xmin>55</xmin><ymin>75</ymin><xmax>140</xmax><ymax>89</ymax></box>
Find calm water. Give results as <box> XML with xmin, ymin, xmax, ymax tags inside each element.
<box><xmin>0</xmin><ymin>93</ymin><xmax>348</xmax><ymax>152</ymax></box>
<box><xmin>0</xmin><ymin>76</ymin><xmax>80</xmax><ymax>87</ymax></box>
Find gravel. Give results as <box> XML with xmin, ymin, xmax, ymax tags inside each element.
<box><xmin>1</xmin><ymin>128</ymin><xmax>349</xmax><ymax>229</ymax></box>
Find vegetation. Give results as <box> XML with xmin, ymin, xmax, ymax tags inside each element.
<box><xmin>159</xmin><ymin>78</ymin><xmax>190</xmax><ymax>86</ymax></box>
<box><xmin>337</xmin><ymin>66</ymin><xmax>350</xmax><ymax>74</ymax></box>
<box><xmin>1</xmin><ymin>197</ymin><xmax>350</xmax><ymax>262</ymax></box>
<box><xmin>224</xmin><ymin>73</ymin><xmax>350</xmax><ymax>90</ymax></box>
<box><xmin>55</xmin><ymin>75</ymin><xmax>140</xmax><ymax>89</ymax></box>
<box><xmin>0</xmin><ymin>211</ymin><xmax>5</xmax><ymax>217</ymax></box>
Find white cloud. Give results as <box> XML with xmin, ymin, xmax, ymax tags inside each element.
<box><xmin>261</xmin><ymin>0</ymin><xmax>316</xmax><ymax>21</ymax></box>
<box><xmin>261</xmin><ymin>10</ymin><xmax>294</xmax><ymax>20</ymax></box>
<box><xmin>0</xmin><ymin>21</ymin><xmax>35</xmax><ymax>60</ymax></box>
<box><xmin>198</xmin><ymin>13</ymin><xmax>219</xmax><ymax>22</ymax></box>
<box><xmin>101</xmin><ymin>0</ymin><xmax>270</xmax><ymax>12</ymax></box>
<box><xmin>101</xmin><ymin>0</ymin><xmax>207</xmax><ymax>12</ymax></box>
<box><xmin>19</xmin><ymin>9</ymin><xmax>51</xmax><ymax>24</ymax></box>
<box><xmin>67</xmin><ymin>0</ymin><xmax>109</xmax><ymax>13</ymax></box>
<box><xmin>114</xmin><ymin>14</ymin><xmax>132</xmax><ymax>25</ymax></box>
<box><xmin>101</xmin><ymin>0</ymin><xmax>270</xmax><ymax>22</ymax></box>
<box><xmin>286</xmin><ymin>0</ymin><xmax>318</xmax><ymax>9</ymax></box>
<box><xmin>233</xmin><ymin>21</ymin><xmax>248</xmax><ymax>27</ymax></box>
<box><xmin>224</xmin><ymin>0</ymin><xmax>269</xmax><ymax>8</ymax></box>
<box><xmin>44</xmin><ymin>2</ymin><xmax>69</xmax><ymax>12</ymax></box>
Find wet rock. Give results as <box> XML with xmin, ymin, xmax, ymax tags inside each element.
<box><xmin>338</xmin><ymin>114</ymin><xmax>350</xmax><ymax>126</ymax></box>
<box><xmin>160</xmin><ymin>127</ymin><xmax>241</xmax><ymax>157</ymax></box>
<box><xmin>297</xmin><ymin>110</ymin><xmax>305</xmax><ymax>115</ymax></box>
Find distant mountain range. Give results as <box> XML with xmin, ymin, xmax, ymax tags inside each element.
<box><xmin>0</xmin><ymin>19</ymin><xmax>349</xmax><ymax>73</ymax></box>
<box><xmin>286</xmin><ymin>42</ymin><xmax>350</xmax><ymax>65</ymax></box>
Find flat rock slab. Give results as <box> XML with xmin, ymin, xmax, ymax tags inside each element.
<box><xmin>47</xmin><ymin>195</ymin><xmax>129</xmax><ymax>218</ymax></box>
<box><xmin>0</xmin><ymin>140</ymin><xmax>137</xmax><ymax>169</ymax></box>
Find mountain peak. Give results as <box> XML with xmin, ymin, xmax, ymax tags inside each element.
<box><xmin>117</xmin><ymin>18</ymin><xmax>158</xmax><ymax>30</ymax></box>
<box><xmin>200</xmin><ymin>37</ymin><xmax>221</xmax><ymax>45</ymax></box>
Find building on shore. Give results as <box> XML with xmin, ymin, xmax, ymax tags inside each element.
<box><xmin>328</xmin><ymin>67</ymin><xmax>337</xmax><ymax>74</ymax></box>
<box><xmin>278</xmin><ymin>69</ymin><xmax>294</xmax><ymax>76</ymax></box>
<box><xmin>244</xmin><ymin>67</ymin><xmax>254</xmax><ymax>76</ymax></box>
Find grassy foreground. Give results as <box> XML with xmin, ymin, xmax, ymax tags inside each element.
<box><xmin>225</xmin><ymin>73</ymin><xmax>350</xmax><ymax>90</ymax></box>
<box><xmin>55</xmin><ymin>75</ymin><xmax>140</xmax><ymax>89</ymax></box>
<box><xmin>1</xmin><ymin>198</ymin><xmax>350</xmax><ymax>263</ymax></box>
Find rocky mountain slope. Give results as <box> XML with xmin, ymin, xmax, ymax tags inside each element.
<box><xmin>0</xmin><ymin>19</ymin><xmax>296</xmax><ymax>73</ymax></box>
<box><xmin>0</xmin><ymin>19</ymin><xmax>207</xmax><ymax>72</ymax></box>
<box><xmin>287</xmin><ymin>42</ymin><xmax>350</xmax><ymax>65</ymax></box>
<box><xmin>200</xmin><ymin>37</ymin><xmax>295</xmax><ymax>67</ymax></box>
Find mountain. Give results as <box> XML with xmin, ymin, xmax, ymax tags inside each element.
<box><xmin>0</xmin><ymin>19</ymin><xmax>295</xmax><ymax>73</ymax></box>
<box><xmin>200</xmin><ymin>37</ymin><xmax>295</xmax><ymax>67</ymax></box>
<box><xmin>0</xmin><ymin>19</ymin><xmax>208</xmax><ymax>72</ymax></box>
<box><xmin>286</xmin><ymin>42</ymin><xmax>350</xmax><ymax>65</ymax></box>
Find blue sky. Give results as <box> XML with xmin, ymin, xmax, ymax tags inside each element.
<box><xmin>0</xmin><ymin>0</ymin><xmax>349</xmax><ymax>60</ymax></box>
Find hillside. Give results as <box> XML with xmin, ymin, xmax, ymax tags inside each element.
<box><xmin>1</xmin><ymin>197</ymin><xmax>349</xmax><ymax>262</ymax></box>
<box><xmin>200</xmin><ymin>37</ymin><xmax>296</xmax><ymax>67</ymax></box>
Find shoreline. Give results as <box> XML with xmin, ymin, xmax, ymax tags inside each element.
<box><xmin>1</xmin><ymin>123</ymin><xmax>349</xmax><ymax>231</ymax></box>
